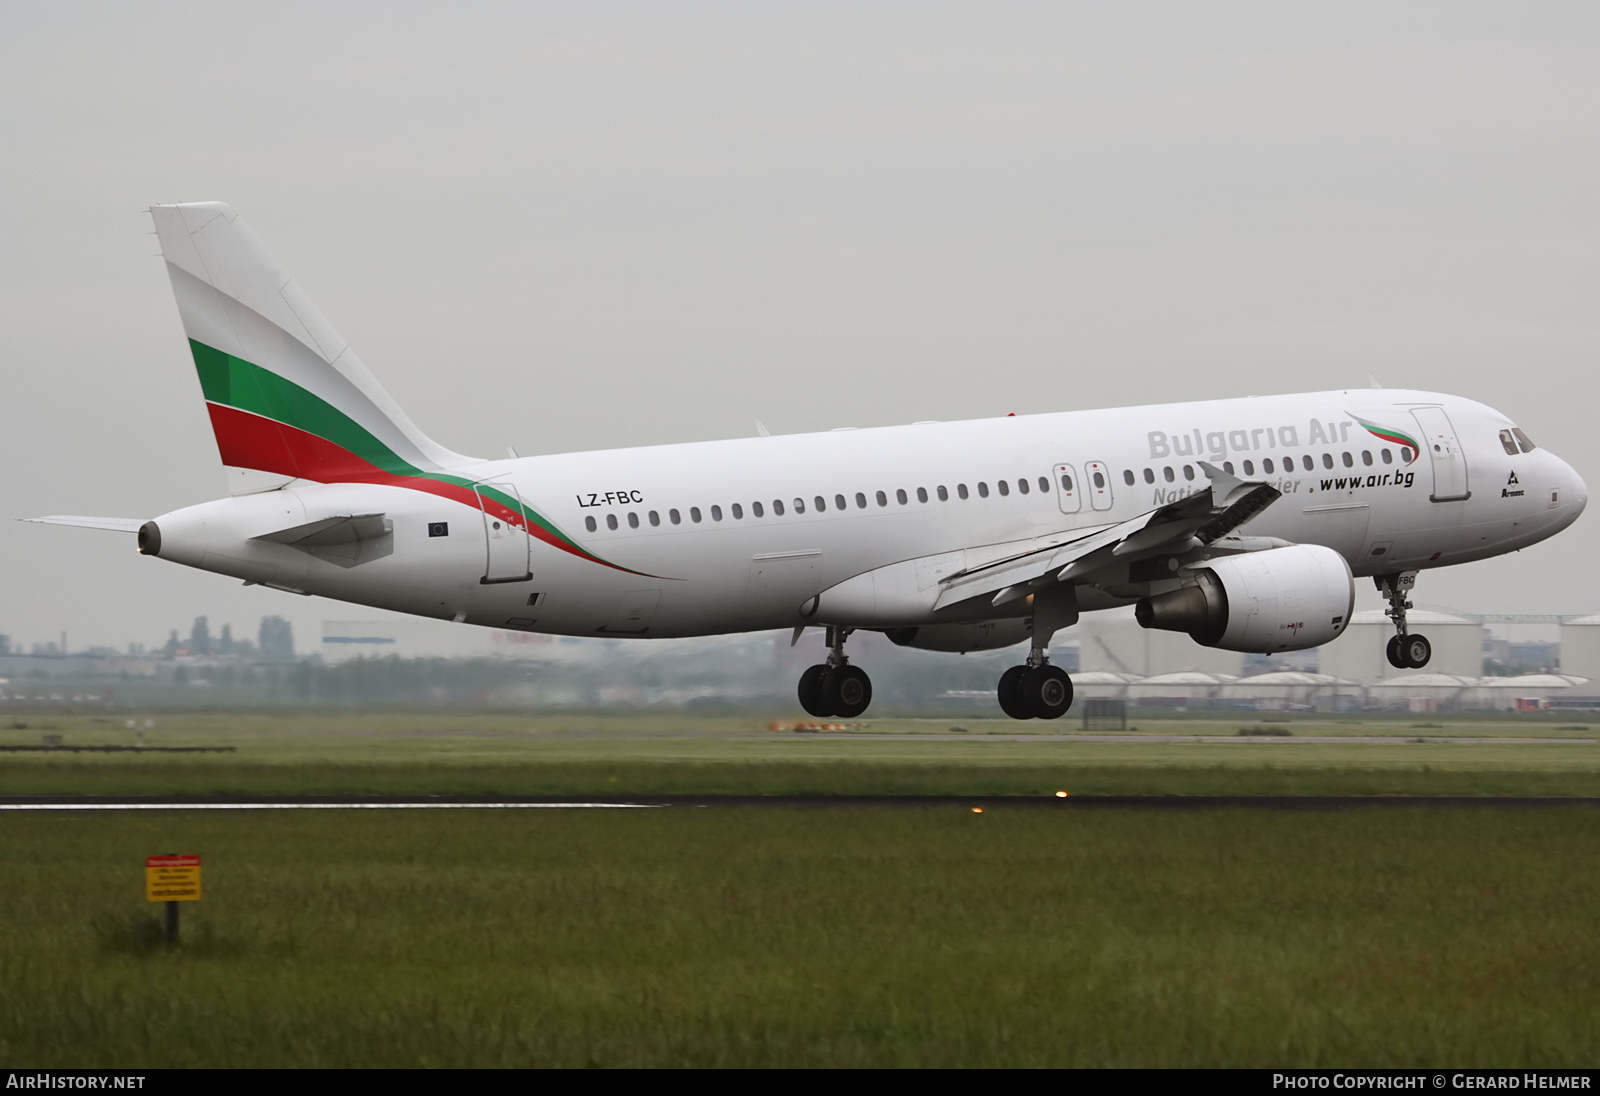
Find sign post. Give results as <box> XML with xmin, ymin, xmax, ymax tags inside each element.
<box><xmin>145</xmin><ymin>854</ymin><xmax>201</xmax><ymax>944</ymax></box>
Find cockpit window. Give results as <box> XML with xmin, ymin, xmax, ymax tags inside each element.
<box><xmin>1512</xmin><ymin>427</ymin><xmax>1537</xmax><ymax>453</ymax></box>
<box><xmin>1499</xmin><ymin>429</ymin><xmax>1519</xmax><ymax>456</ymax></box>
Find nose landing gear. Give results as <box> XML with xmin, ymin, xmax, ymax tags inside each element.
<box><xmin>1379</xmin><ymin>571</ymin><xmax>1431</xmax><ymax>669</ymax></box>
<box><xmin>797</xmin><ymin>626</ymin><xmax>873</xmax><ymax>718</ymax></box>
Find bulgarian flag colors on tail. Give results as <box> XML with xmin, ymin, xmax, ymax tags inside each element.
<box><xmin>150</xmin><ymin>201</ymin><xmax>636</xmax><ymax>574</ymax></box>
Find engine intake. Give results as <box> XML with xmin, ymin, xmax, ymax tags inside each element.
<box><xmin>1135</xmin><ymin>544</ymin><xmax>1354</xmax><ymax>653</ymax></box>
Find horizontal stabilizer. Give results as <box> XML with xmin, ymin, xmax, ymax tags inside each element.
<box><xmin>23</xmin><ymin>515</ymin><xmax>144</xmax><ymax>533</ymax></box>
<box><xmin>251</xmin><ymin>513</ymin><xmax>391</xmax><ymax>547</ymax></box>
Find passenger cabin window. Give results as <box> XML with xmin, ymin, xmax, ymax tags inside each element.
<box><xmin>1381</xmin><ymin>450</ymin><xmax>1393</xmax><ymax>465</ymax></box>
<box><xmin>627</xmin><ymin>512</ymin><xmax>639</xmax><ymax>528</ymax></box>
<box><xmin>1303</xmin><ymin>455</ymin><xmax>1314</xmax><ymax>471</ymax></box>
<box><xmin>835</xmin><ymin>494</ymin><xmax>846</xmax><ymax>510</ymax></box>
<box><xmin>957</xmin><ymin>484</ymin><xmax>969</xmax><ymax>499</ymax></box>
<box><xmin>1016</xmin><ymin>478</ymin><xmax>1029</xmax><ymax>495</ymax></box>
<box><xmin>731</xmin><ymin>503</ymin><xmax>744</xmax><ymax>519</ymax></box>
<box><xmin>606</xmin><ymin>514</ymin><xmax>618</xmax><ymax>530</ymax></box>
<box><xmin>916</xmin><ymin>487</ymin><xmax>928</xmax><ymax>503</ymax></box>
<box><xmin>815</xmin><ymin>496</ymin><xmax>826</xmax><ymax>512</ymax></box>
<box><xmin>751</xmin><ymin>501</ymin><xmax>763</xmax><ymax>517</ymax></box>
<box><xmin>670</xmin><ymin>509</ymin><xmax>681</xmax><ymax>525</ymax></box>
<box><xmin>997</xmin><ymin>480</ymin><xmax>1009</xmax><ymax>497</ymax></box>
<box><xmin>937</xmin><ymin>486</ymin><xmax>948</xmax><ymax>501</ymax></box>
<box><xmin>1221</xmin><ymin>462</ymin><xmax>1233</xmax><ymax>475</ymax></box>
<box><xmin>691</xmin><ymin>507</ymin><xmax>702</xmax><ymax>523</ymax></box>
<box><xmin>855</xmin><ymin>492</ymin><xmax>867</xmax><ymax>509</ymax></box>
<box><xmin>1092</xmin><ymin>471</ymin><xmax>1105</xmax><ymax>489</ymax></box>
<box><xmin>897</xmin><ymin>489</ymin><xmax>908</xmax><ymax>504</ymax></box>
<box><xmin>711</xmin><ymin>505</ymin><xmax>723</xmax><ymax>521</ymax></box>
<box><xmin>977</xmin><ymin>482</ymin><xmax>990</xmax><ymax>498</ymax></box>
<box><xmin>649</xmin><ymin>511</ymin><xmax>660</xmax><ymax>526</ymax></box>
<box><xmin>1163</xmin><ymin>467</ymin><xmax>1175</xmax><ymax>483</ymax></box>
<box><xmin>1182</xmin><ymin>465</ymin><xmax>1194</xmax><ymax>481</ymax></box>
<box><xmin>1400</xmin><ymin>447</ymin><xmax>1414</xmax><ymax>462</ymax></box>
<box><xmin>1361</xmin><ymin>451</ymin><xmax>1373</xmax><ymax>466</ymax></box>
<box><xmin>876</xmin><ymin>491</ymin><xmax>888</xmax><ymax>507</ymax></box>
<box><xmin>1263</xmin><ymin>458</ymin><xmax>1274</xmax><ymax>474</ymax></box>
<box><xmin>1123</xmin><ymin>469</ymin><xmax>1136</xmax><ymax>485</ymax></box>
<box><xmin>585</xmin><ymin>516</ymin><xmax>597</xmax><ymax>532</ymax></box>
<box><xmin>1142</xmin><ymin>468</ymin><xmax>1154</xmax><ymax>484</ymax></box>
<box><xmin>1322</xmin><ymin>453</ymin><xmax>1334</xmax><ymax>469</ymax></box>
<box><xmin>1038</xmin><ymin>476</ymin><xmax>1049</xmax><ymax>493</ymax></box>
<box><xmin>1341</xmin><ymin>452</ymin><xmax>1353</xmax><ymax>467</ymax></box>
<box><xmin>772</xmin><ymin>500</ymin><xmax>783</xmax><ymax>516</ymax></box>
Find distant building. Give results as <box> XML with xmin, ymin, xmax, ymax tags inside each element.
<box><xmin>320</xmin><ymin>619</ymin><xmax>561</xmax><ymax>662</ymax></box>
<box><xmin>1559</xmin><ymin>615</ymin><xmax>1600</xmax><ymax>685</ymax></box>
<box><xmin>1075</xmin><ymin>607</ymin><xmax>1245</xmax><ymax>677</ymax></box>
<box><xmin>1319</xmin><ymin>609</ymin><xmax>1483</xmax><ymax>684</ymax></box>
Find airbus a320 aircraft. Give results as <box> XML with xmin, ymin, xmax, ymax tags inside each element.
<box><xmin>29</xmin><ymin>203</ymin><xmax>1589</xmax><ymax>719</ymax></box>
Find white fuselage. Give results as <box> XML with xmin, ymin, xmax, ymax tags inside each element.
<box><xmin>149</xmin><ymin>389</ymin><xmax>1586</xmax><ymax>644</ymax></box>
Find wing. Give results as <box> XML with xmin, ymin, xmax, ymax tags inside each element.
<box><xmin>811</xmin><ymin>463</ymin><xmax>1283</xmax><ymax>625</ymax></box>
<box><xmin>933</xmin><ymin>462</ymin><xmax>1281</xmax><ymax>611</ymax></box>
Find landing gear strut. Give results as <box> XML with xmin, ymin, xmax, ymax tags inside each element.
<box><xmin>1379</xmin><ymin>571</ymin><xmax>1431</xmax><ymax>669</ymax></box>
<box><xmin>797</xmin><ymin>626</ymin><xmax>873</xmax><ymax>718</ymax></box>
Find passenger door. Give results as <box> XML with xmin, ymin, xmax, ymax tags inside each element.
<box><xmin>473</xmin><ymin>480</ymin><xmax>533</xmax><ymax>584</ymax></box>
<box><xmin>1410</xmin><ymin>407</ymin><xmax>1471</xmax><ymax>503</ymax></box>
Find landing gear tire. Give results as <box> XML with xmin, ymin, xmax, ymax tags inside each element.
<box><xmin>1021</xmin><ymin>665</ymin><xmax>1074</xmax><ymax>720</ymax></box>
<box><xmin>997</xmin><ymin>665</ymin><xmax>1034</xmax><ymax>720</ymax></box>
<box><xmin>823</xmin><ymin>664</ymin><xmax>873</xmax><ymax>719</ymax></box>
<box><xmin>798</xmin><ymin>664</ymin><xmax>831</xmax><ymax>717</ymax></box>
<box><xmin>1386</xmin><ymin>635</ymin><xmax>1407</xmax><ymax>669</ymax></box>
<box><xmin>1402</xmin><ymin>634</ymin><xmax>1432</xmax><ymax>669</ymax></box>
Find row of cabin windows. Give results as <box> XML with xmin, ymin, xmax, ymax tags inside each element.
<box><xmin>581</xmin><ymin>476</ymin><xmax>1063</xmax><ymax>533</ymax></box>
<box><xmin>1120</xmin><ymin>447</ymin><xmax>1414</xmax><ymax>486</ymax></box>
<box><xmin>577</xmin><ymin>441</ymin><xmax>1444</xmax><ymax>534</ymax></box>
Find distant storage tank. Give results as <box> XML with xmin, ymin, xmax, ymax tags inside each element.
<box><xmin>1559</xmin><ymin>615</ymin><xmax>1600</xmax><ymax>686</ymax></box>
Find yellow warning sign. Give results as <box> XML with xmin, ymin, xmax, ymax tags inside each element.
<box><xmin>146</xmin><ymin>854</ymin><xmax>202</xmax><ymax>902</ymax></box>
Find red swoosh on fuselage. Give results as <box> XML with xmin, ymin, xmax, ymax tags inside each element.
<box><xmin>205</xmin><ymin>403</ymin><xmax>647</xmax><ymax>574</ymax></box>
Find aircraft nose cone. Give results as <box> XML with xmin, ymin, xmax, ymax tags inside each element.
<box><xmin>1549</xmin><ymin>452</ymin><xmax>1587</xmax><ymax>525</ymax></box>
<box><xmin>1567</xmin><ymin>461</ymin><xmax>1588</xmax><ymax>518</ymax></box>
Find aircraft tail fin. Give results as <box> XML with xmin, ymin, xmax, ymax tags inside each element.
<box><xmin>149</xmin><ymin>203</ymin><xmax>471</xmax><ymax>495</ymax></box>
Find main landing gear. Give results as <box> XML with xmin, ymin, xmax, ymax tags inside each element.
<box><xmin>1379</xmin><ymin>571</ymin><xmax>1432</xmax><ymax>669</ymax></box>
<box><xmin>798</xmin><ymin>626</ymin><xmax>873</xmax><ymax>718</ymax></box>
<box><xmin>997</xmin><ymin>648</ymin><xmax>1074</xmax><ymax>720</ymax></box>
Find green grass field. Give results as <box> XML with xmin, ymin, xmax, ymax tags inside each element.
<box><xmin>2</xmin><ymin>710</ymin><xmax>1597</xmax><ymax>798</ymax></box>
<box><xmin>2</xmin><ymin>710</ymin><xmax>1597</xmax><ymax>1066</ymax></box>
<box><xmin>3</xmin><ymin>806</ymin><xmax>1598</xmax><ymax>1067</ymax></box>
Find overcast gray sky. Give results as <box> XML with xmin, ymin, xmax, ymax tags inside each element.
<box><xmin>3</xmin><ymin>1</ymin><xmax>1597</xmax><ymax>653</ymax></box>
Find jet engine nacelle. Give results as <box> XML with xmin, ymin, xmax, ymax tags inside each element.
<box><xmin>883</xmin><ymin>619</ymin><xmax>1033</xmax><ymax>653</ymax></box>
<box><xmin>1134</xmin><ymin>544</ymin><xmax>1354</xmax><ymax>653</ymax></box>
